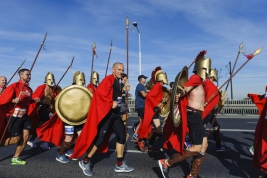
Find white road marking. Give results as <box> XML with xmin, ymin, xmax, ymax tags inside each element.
<box><xmin>206</xmin><ymin>129</ymin><xmax>254</xmax><ymax>132</ymax></box>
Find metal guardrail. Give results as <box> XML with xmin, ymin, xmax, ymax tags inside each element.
<box><xmin>127</xmin><ymin>99</ymin><xmax>259</xmax><ymax>115</ymax></box>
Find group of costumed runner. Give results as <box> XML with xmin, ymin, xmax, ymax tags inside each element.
<box><xmin>0</xmin><ymin>48</ymin><xmax>266</xmax><ymax>177</ymax></box>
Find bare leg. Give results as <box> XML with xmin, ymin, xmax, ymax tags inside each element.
<box><xmin>87</xmin><ymin>145</ymin><xmax>98</xmax><ymax>158</ymax></box>
<box><xmin>116</xmin><ymin>143</ymin><xmax>124</xmax><ymax>158</ymax></box>
<box><xmin>1</xmin><ymin>136</ymin><xmax>20</xmax><ymax>147</ymax></box>
<box><xmin>14</xmin><ymin>130</ymin><xmax>29</xmax><ymax>157</ymax></box>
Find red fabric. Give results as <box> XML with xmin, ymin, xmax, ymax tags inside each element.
<box><xmin>28</xmin><ymin>84</ymin><xmax>46</xmax><ymax>134</ymax></box>
<box><xmin>248</xmin><ymin>93</ymin><xmax>266</xmax><ymax>115</ymax></box>
<box><xmin>138</xmin><ymin>82</ymin><xmax>163</xmax><ymax>139</ymax></box>
<box><xmin>70</xmin><ymin>74</ymin><xmax>115</xmax><ymax>159</ymax></box>
<box><xmin>163</xmin><ymin>96</ymin><xmax>188</xmax><ymax>154</ymax></box>
<box><xmin>244</xmin><ymin>53</ymin><xmax>254</xmax><ymax>60</ymax></box>
<box><xmin>86</xmin><ymin>83</ymin><xmax>96</xmax><ymax>95</ymax></box>
<box><xmin>36</xmin><ymin>113</ymin><xmax>64</xmax><ymax>147</ymax></box>
<box><xmin>184</xmin><ymin>74</ymin><xmax>203</xmax><ymax>87</ymax></box>
<box><xmin>0</xmin><ymin>80</ymin><xmax>33</xmax><ymax>115</ymax></box>
<box><xmin>194</xmin><ymin>50</ymin><xmax>207</xmax><ymax>62</ymax></box>
<box><xmin>253</xmin><ymin>99</ymin><xmax>267</xmax><ymax>172</ymax></box>
<box><xmin>202</xmin><ymin>79</ymin><xmax>220</xmax><ymax>119</ymax></box>
<box><xmin>0</xmin><ymin>104</ymin><xmax>9</xmax><ymax>144</ymax></box>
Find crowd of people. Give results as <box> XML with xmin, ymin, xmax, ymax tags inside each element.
<box><xmin>0</xmin><ymin>50</ymin><xmax>266</xmax><ymax>177</ymax></box>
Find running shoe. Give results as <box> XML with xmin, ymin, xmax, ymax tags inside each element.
<box><xmin>248</xmin><ymin>146</ymin><xmax>254</xmax><ymax>155</ymax></box>
<box><xmin>216</xmin><ymin>145</ymin><xmax>230</xmax><ymax>152</ymax></box>
<box><xmin>114</xmin><ymin>161</ymin><xmax>134</xmax><ymax>173</ymax></box>
<box><xmin>27</xmin><ymin>141</ymin><xmax>37</xmax><ymax>148</ymax></box>
<box><xmin>131</xmin><ymin>134</ymin><xmax>138</xmax><ymax>142</ymax></box>
<box><xmin>41</xmin><ymin>142</ymin><xmax>50</xmax><ymax>150</ymax></box>
<box><xmin>11</xmin><ymin>157</ymin><xmax>27</xmax><ymax>165</ymax></box>
<box><xmin>137</xmin><ymin>140</ymin><xmax>146</xmax><ymax>152</ymax></box>
<box><xmin>56</xmin><ymin>154</ymin><xmax>69</xmax><ymax>163</ymax></box>
<box><xmin>65</xmin><ymin>149</ymin><xmax>74</xmax><ymax>157</ymax></box>
<box><xmin>79</xmin><ymin>160</ymin><xmax>93</xmax><ymax>176</ymax></box>
<box><xmin>158</xmin><ymin>159</ymin><xmax>169</xmax><ymax>178</ymax></box>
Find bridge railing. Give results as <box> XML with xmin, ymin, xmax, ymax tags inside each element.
<box><xmin>127</xmin><ymin>99</ymin><xmax>259</xmax><ymax>115</ymax></box>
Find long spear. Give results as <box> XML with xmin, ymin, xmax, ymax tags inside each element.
<box><xmin>0</xmin><ymin>59</ymin><xmax>26</xmax><ymax>95</ymax></box>
<box><xmin>54</xmin><ymin>56</ymin><xmax>74</xmax><ymax>89</ymax></box>
<box><xmin>206</xmin><ymin>42</ymin><xmax>243</xmax><ymax>137</ymax></box>
<box><xmin>91</xmin><ymin>42</ymin><xmax>97</xmax><ymax>77</ymax></box>
<box><xmin>206</xmin><ymin>47</ymin><xmax>263</xmax><ymax>105</ymax></box>
<box><xmin>0</xmin><ymin>32</ymin><xmax>47</xmax><ymax>144</ymax></box>
<box><xmin>125</xmin><ymin>17</ymin><xmax>130</xmax><ymax>143</ymax></box>
<box><xmin>105</xmin><ymin>40</ymin><xmax>112</xmax><ymax>77</ymax></box>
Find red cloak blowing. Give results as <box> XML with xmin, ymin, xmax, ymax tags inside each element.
<box><xmin>252</xmin><ymin>97</ymin><xmax>267</xmax><ymax>172</ymax></box>
<box><xmin>36</xmin><ymin>113</ymin><xmax>64</xmax><ymax>146</ymax></box>
<box><xmin>138</xmin><ymin>82</ymin><xmax>163</xmax><ymax>139</ymax></box>
<box><xmin>248</xmin><ymin>93</ymin><xmax>267</xmax><ymax>115</ymax></box>
<box><xmin>70</xmin><ymin>74</ymin><xmax>115</xmax><ymax>159</ymax></box>
<box><xmin>202</xmin><ymin>79</ymin><xmax>220</xmax><ymax>119</ymax></box>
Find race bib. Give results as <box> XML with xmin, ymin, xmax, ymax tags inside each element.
<box><xmin>13</xmin><ymin>108</ymin><xmax>26</xmax><ymax>118</ymax></box>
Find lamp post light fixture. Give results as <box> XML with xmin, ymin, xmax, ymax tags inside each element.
<box><xmin>133</xmin><ymin>22</ymin><xmax>142</xmax><ymax>75</ymax></box>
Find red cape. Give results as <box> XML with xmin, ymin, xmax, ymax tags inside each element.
<box><xmin>70</xmin><ymin>74</ymin><xmax>115</xmax><ymax>159</ymax></box>
<box><xmin>86</xmin><ymin>83</ymin><xmax>96</xmax><ymax>95</ymax></box>
<box><xmin>0</xmin><ymin>104</ymin><xmax>8</xmax><ymax>143</ymax></box>
<box><xmin>28</xmin><ymin>84</ymin><xmax>46</xmax><ymax>134</ymax></box>
<box><xmin>163</xmin><ymin>96</ymin><xmax>188</xmax><ymax>154</ymax></box>
<box><xmin>202</xmin><ymin>79</ymin><xmax>220</xmax><ymax>119</ymax></box>
<box><xmin>138</xmin><ymin>82</ymin><xmax>163</xmax><ymax>139</ymax></box>
<box><xmin>248</xmin><ymin>93</ymin><xmax>266</xmax><ymax>115</ymax></box>
<box><xmin>253</xmin><ymin>99</ymin><xmax>267</xmax><ymax>172</ymax></box>
<box><xmin>36</xmin><ymin>112</ymin><xmax>64</xmax><ymax>146</ymax></box>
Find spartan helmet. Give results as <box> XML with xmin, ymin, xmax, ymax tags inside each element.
<box><xmin>73</xmin><ymin>71</ymin><xmax>85</xmax><ymax>86</ymax></box>
<box><xmin>155</xmin><ymin>70</ymin><xmax>169</xmax><ymax>85</ymax></box>
<box><xmin>209</xmin><ymin>69</ymin><xmax>218</xmax><ymax>82</ymax></box>
<box><xmin>193</xmin><ymin>57</ymin><xmax>211</xmax><ymax>79</ymax></box>
<box><xmin>44</xmin><ymin>72</ymin><xmax>55</xmax><ymax>86</ymax></box>
<box><xmin>91</xmin><ymin>71</ymin><xmax>99</xmax><ymax>86</ymax></box>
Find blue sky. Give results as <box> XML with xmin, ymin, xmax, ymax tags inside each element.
<box><xmin>0</xmin><ymin>0</ymin><xmax>267</xmax><ymax>99</ymax></box>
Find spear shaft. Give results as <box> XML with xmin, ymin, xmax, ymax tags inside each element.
<box><xmin>105</xmin><ymin>40</ymin><xmax>112</xmax><ymax>77</ymax></box>
<box><xmin>0</xmin><ymin>32</ymin><xmax>47</xmax><ymax>144</ymax></box>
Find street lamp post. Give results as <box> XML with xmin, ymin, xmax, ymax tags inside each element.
<box><xmin>133</xmin><ymin>22</ymin><xmax>142</xmax><ymax>75</ymax></box>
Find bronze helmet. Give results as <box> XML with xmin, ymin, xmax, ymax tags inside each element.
<box><xmin>193</xmin><ymin>56</ymin><xmax>211</xmax><ymax>79</ymax></box>
<box><xmin>44</xmin><ymin>72</ymin><xmax>55</xmax><ymax>87</ymax></box>
<box><xmin>155</xmin><ymin>70</ymin><xmax>168</xmax><ymax>85</ymax></box>
<box><xmin>91</xmin><ymin>71</ymin><xmax>99</xmax><ymax>86</ymax></box>
<box><xmin>209</xmin><ymin>69</ymin><xmax>218</xmax><ymax>82</ymax></box>
<box><xmin>73</xmin><ymin>71</ymin><xmax>85</xmax><ymax>86</ymax></box>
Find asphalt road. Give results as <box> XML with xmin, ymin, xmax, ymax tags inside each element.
<box><xmin>0</xmin><ymin>114</ymin><xmax>264</xmax><ymax>178</ymax></box>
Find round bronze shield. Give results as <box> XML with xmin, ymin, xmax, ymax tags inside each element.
<box><xmin>159</xmin><ymin>86</ymin><xmax>171</xmax><ymax>117</ymax></box>
<box><xmin>55</xmin><ymin>85</ymin><xmax>93</xmax><ymax>125</ymax></box>
<box><xmin>170</xmin><ymin>66</ymin><xmax>188</xmax><ymax>127</ymax></box>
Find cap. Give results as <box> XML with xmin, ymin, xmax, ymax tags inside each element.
<box><xmin>138</xmin><ymin>75</ymin><xmax>148</xmax><ymax>81</ymax></box>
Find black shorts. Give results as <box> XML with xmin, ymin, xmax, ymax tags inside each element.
<box><xmin>187</xmin><ymin>111</ymin><xmax>206</xmax><ymax>145</ymax></box>
<box><xmin>203</xmin><ymin>111</ymin><xmax>220</xmax><ymax>128</ymax></box>
<box><xmin>136</xmin><ymin>108</ymin><xmax>144</xmax><ymax>119</ymax></box>
<box><xmin>6</xmin><ymin>115</ymin><xmax>31</xmax><ymax>137</ymax></box>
